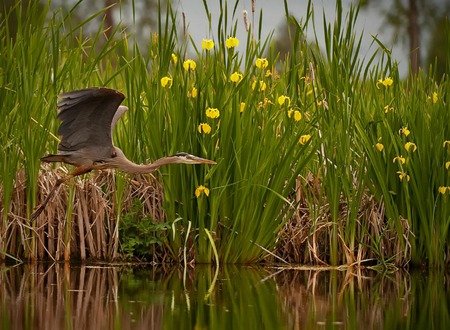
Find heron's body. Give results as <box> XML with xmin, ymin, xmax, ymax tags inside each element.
<box><xmin>31</xmin><ymin>87</ymin><xmax>216</xmax><ymax>220</ymax></box>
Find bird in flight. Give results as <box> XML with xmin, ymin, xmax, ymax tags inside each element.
<box><xmin>31</xmin><ymin>87</ymin><xmax>216</xmax><ymax>221</ymax></box>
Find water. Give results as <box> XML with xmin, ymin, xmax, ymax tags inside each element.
<box><xmin>0</xmin><ymin>263</ymin><xmax>448</xmax><ymax>329</ymax></box>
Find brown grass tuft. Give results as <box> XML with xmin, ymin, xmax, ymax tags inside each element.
<box><xmin>274</xmin><ymin>173</ymin><xmax>411</xmax><ymax>266</ymax></box>
<box><xmin>0</xmin><ymin>164</ymin><xmax>165</xmax><ymax>261</ymax></box>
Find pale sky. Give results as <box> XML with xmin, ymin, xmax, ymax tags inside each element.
<box><xmin>47</xmin><ymin>0</ymin><xmax>410</xmax><ymax>76</ymax></box>
<box><xmin>175</xmin><ymin>0</ymin><xmax>408</xmax><ymax>76</ymax></box>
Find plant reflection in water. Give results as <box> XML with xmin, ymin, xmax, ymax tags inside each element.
<box><xmin>0</xmin><ymin>264</ymin><xmax>448</xmax><ymax>329</ymax></box>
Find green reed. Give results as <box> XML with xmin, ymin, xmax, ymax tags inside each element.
<box><xmin>0</xmin><ymin>0</ymin><xmax>128</xmax><ymax>260</ymax></box>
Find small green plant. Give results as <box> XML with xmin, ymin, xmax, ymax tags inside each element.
<box><xmin>119</xmin><ymin>199</ymin><xmax>171</xmax><ymax>261</ymax></box>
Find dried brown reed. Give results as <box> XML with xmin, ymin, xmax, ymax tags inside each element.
<box><xmin>0</xmin><ymin>164</ymin><xmax>164</xmax><ymax>261</ymax></box>
<box><xmin>274</xmin><ymin>173</ymin><xmax>411</xmax><ymax>266</ymax></box>
<box><xmin>1</xmin><ymin>165</ymin><xmax>410</xmax><ymax>264</ymax></box>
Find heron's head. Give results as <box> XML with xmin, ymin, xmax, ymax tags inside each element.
<box><xmin>169</xmin><ymin>152</ymin><xmax>216</xmax><ymax>165</ymax></box>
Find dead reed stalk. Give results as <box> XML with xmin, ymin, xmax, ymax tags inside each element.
<box><xmin>0</xmin><ymin>164</ymin><xmax>164</xmax><ymax>261</ymax></box>
<box><xmin>1</xmin><ymin>166</ymin><xmax>411</xmax><ymax>265</ymax></box>
<box><xmin>274</xmin><ymin>173</ymin><xmax>411</xmax><ymax>266</ymax></box>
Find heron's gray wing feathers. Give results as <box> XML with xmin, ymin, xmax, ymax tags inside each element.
<box><xmin>56</xmin><ymin>87</ymin><xmax>125</xmax><ymax>159</ymax></box>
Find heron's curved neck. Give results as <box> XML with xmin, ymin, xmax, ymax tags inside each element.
<box><xmin>108</xmin><ymin>154</ymin><xmax>169</xmax><ymax>174</ymax></box>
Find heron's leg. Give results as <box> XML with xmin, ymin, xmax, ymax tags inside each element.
<box><xmin>30</xmin><ymin>167</ymin><xmax>92</xmax><ymax>221</ymax></box>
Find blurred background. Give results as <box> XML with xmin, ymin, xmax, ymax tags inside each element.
<box><xmin>2</xmin><ymin>0</ymin><xmax>449</xmax><ymax>77</ymax></box>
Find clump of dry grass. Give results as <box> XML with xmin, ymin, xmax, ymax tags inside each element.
<box><xmin>274</xmin><ymin>173</ymin><xmax>411</xmax><ymax>267</ymax></box>
<box><xmin>1</xmin><ymin>166</ymin><xmax>412</xmax><ymax>265</ymax></box>
<box><xmin>0</xmin><ymin>164</ymin><xmax>165</xmax><ymax>261</ymax></box>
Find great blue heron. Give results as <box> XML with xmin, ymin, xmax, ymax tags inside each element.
<box><xmin>31</xmin><ymin>87</ymin><xmax>216</xmax><ymax>221</ymax></box>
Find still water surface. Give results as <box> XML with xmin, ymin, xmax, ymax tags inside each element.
<box><xmin>0</xmin><ymin>263</ymin><xmax>448</xmax><ymax>329</ymax></box>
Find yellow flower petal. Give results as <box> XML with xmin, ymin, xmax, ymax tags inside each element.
<box><xmin>230</xmin><ymin>72</ymin><xmax>243</xmax><ymax>83</ymax></box>
<box><xmin>187</xmin><ymin>87</ymin><xmax>198</xmax><ymax>98</ymax></box>
<box><xmin>225</xmin><ymin>37</ymin><xmax>239</xmax><ymax>48</ymax></box>
<box><xmin>384</xmin><ymin>77</ymin><xmax>393</xmax><ymax>86</ymax></box>
<box><xmin>201</xmin><ymin>39</ymin><xmax>214</xmax><ymax>50</ymax></box>
<box><xmin>299</xmin><ymin>134</ymin><xmax>312</xmax><ymax>145</ymax></box>
<box><xmin>376</xmin><ymin>143</ymin><xmax>384</xmax><ymax>152</ymax></box>
<box><xmin>255</xmin><ymin>58</ymin><xmax>269</xmax><ymax>69</ymax></box>
<box><xmin>277</xmin><ymin>95</ymin><xmax>290</xmax><ymax>106</ymax></box>
<box><xmin>399</xmin><ymin>126</ymin><xmax>410</xmax><ymax>137</ymax></box>
<box><xmin>397</xmin><ymin>171</ymin><xmax>410</xmax><ymax>182</ymax></box>
<box><xmin>195</xmin><ymin>185</ymin><xmax>210</xmax><ymax>198</ymax></box>
<box><xmin>377</xmin><ymin>77</ymin><xmax>393</xmax><ymax>88</ymax></box>
<box><xmin>293</xmin><ymin>111</ymin><xmax>302</xmax><ymax>122</ymax></box>
<box><xmin>404</xmin><ymin>142</ymin><xmax>417</xmax><ymax>152</ymax></box>
<box><xmin>393</xmin><ymin>156</ymin><xmax>406</xmax><ymax>164</ymax></box>
<box><xmin>384</xmin><ymin>105</ymin><xmax>394</xmax><ymax>113</ymax></box>
<box><xmin>206</xmin><ymin>107</ymin><xmax>220</xmax><ymax>119</ymax></box>
<box><xmin>183</xmin><ymin>59</ymin><xmax>196</xmax><ymax>71</ymax></box>
<box><xmin>252</xmin><ymin>80</ymin><xmax>266</xmax><ymax>92</ymax></box>
<box><xmin>240</xmin><ymin>102</ymin><xmax>246</xmax><ymax>113</ymax></box>
<box><xmin>160</xmin><ymin>76</ymin><xmax>172</xmax><ymax>88</ymax></box>
<box><xmin>438</xmin><ymin>186</ymin><xmax>448</xmax><ymax>195</ymax></box>
<box><xmin>198</xmin><ymin>123</ymin><xmax>212</xmax><ymax>134</ymax></box>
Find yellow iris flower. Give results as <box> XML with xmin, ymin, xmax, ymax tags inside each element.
<box><xmin>225</xmin><ymin>37</ymin><xmax>239</xmax><ymax>48</ymax></box>
<box><xmin>183</xmin><ymin>59</ymin><xmax>197</xmax><ymax>71</ymax></box>
<box><xmin>187</xmin><ymin>87</ymin><xmax>198</xmax><ymax>98</ymax></box>
<box><xmin>195</xmin><ymin>185</ymin><xmax>210</xmax><ymax>198</ymax></box>
<box><xmin>399</xmin><ymin>126</ymin><xmax>410</xmax><ymax>137</ymax></box>
<box><xmin>277</xmin><ymin>95</ymin><xmax>291</xmax><ymax>106</ymax></box>
<box><xmin>206</xmin><ymin>107</ymin><xmax>220</xmax><ymax>119</ymax></box>
<box><xmin>397</xmin><ymin>171</ymin><xmax>410</xmax><ymax>182</ymax></box>
<box><xmin>230</xmin><ymin>72</ymin><xmax>243</xmax><ymax>83</ymax></box>
<box><xmin>201</xmin><ymin>39</ymin><xmax>214</xmax><ymax>50</ymax></box>
<box><xmin>439</xmin><ymin>186</ymin><xmax>447</xmax><ymax>194</ymax></box>
<box><xmin>255</xmin><ymin>58</ymin><xmax>269</xmax><ymax>69</ymax></box>
<box><xmin>404</xmin><ymin>142</ymin><xmax>417</xmax><ymax>152</ymax></box>
<box><xmin>160</xmin><ymin>76</ymin><xmax>172</xmax><ymax>88</ymax></box>
<box><xmin>287</xmin><ymin>110</ymin><xmax>302</xmax><ymax>121</ymax></box>
<box><xmin>376</xmin><ymin>77</ymin><xmax>394</xmax><ymax>88</ymax></box>
<box><xmin>428</xmin><ymin>92</ymin><xmax>438</xmax><ymax>104</ymax></box>
<box><xmin>252</xmin><ymin>80</ymin><xmax>266</xmax><ymax>92</ymax></box>
<box><xmin>299</xmin><ymin>134</ymin><xmax>311</xmax><ymax>145</ymax></box>
<box><xmin>384</xmin><ymin>105</ymin><xmax>394</xmax><ymax>113</ymax></box>
<box><xmin>393</xmin><ymin>156</ymin><xmax>406</xmax><ymax>164</ymax></box>
<box><xmin>198</xmin><ymin>123</ymin><xmax>212</xmax><ymax>134</ymax></box>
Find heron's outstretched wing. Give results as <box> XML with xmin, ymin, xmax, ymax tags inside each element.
<box><xmin>56</xmin><ymin>87</ymin><xmax>125</xmax><ymax>158</ymax></box>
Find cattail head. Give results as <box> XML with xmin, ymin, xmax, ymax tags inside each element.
<box><xmin>243</xmin><ymin>10</ymin><xmax>249</xmax><ymax>32</ymax></box>
<box><xmin>309</xmin><ymin>62</ymin><xmax>315</xmax><ymax>83</ymax></box>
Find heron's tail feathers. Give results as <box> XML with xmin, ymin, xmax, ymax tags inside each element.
<box><xmin>40</xmin><ymin>154</ymin><xmax>67</xmax><ymax>163</ymax></box>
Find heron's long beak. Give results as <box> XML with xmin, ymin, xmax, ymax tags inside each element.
<box><xmin>189</xmin><ymin>155</ymin><xmax>217</xmax><ymax>165</ymax></box>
